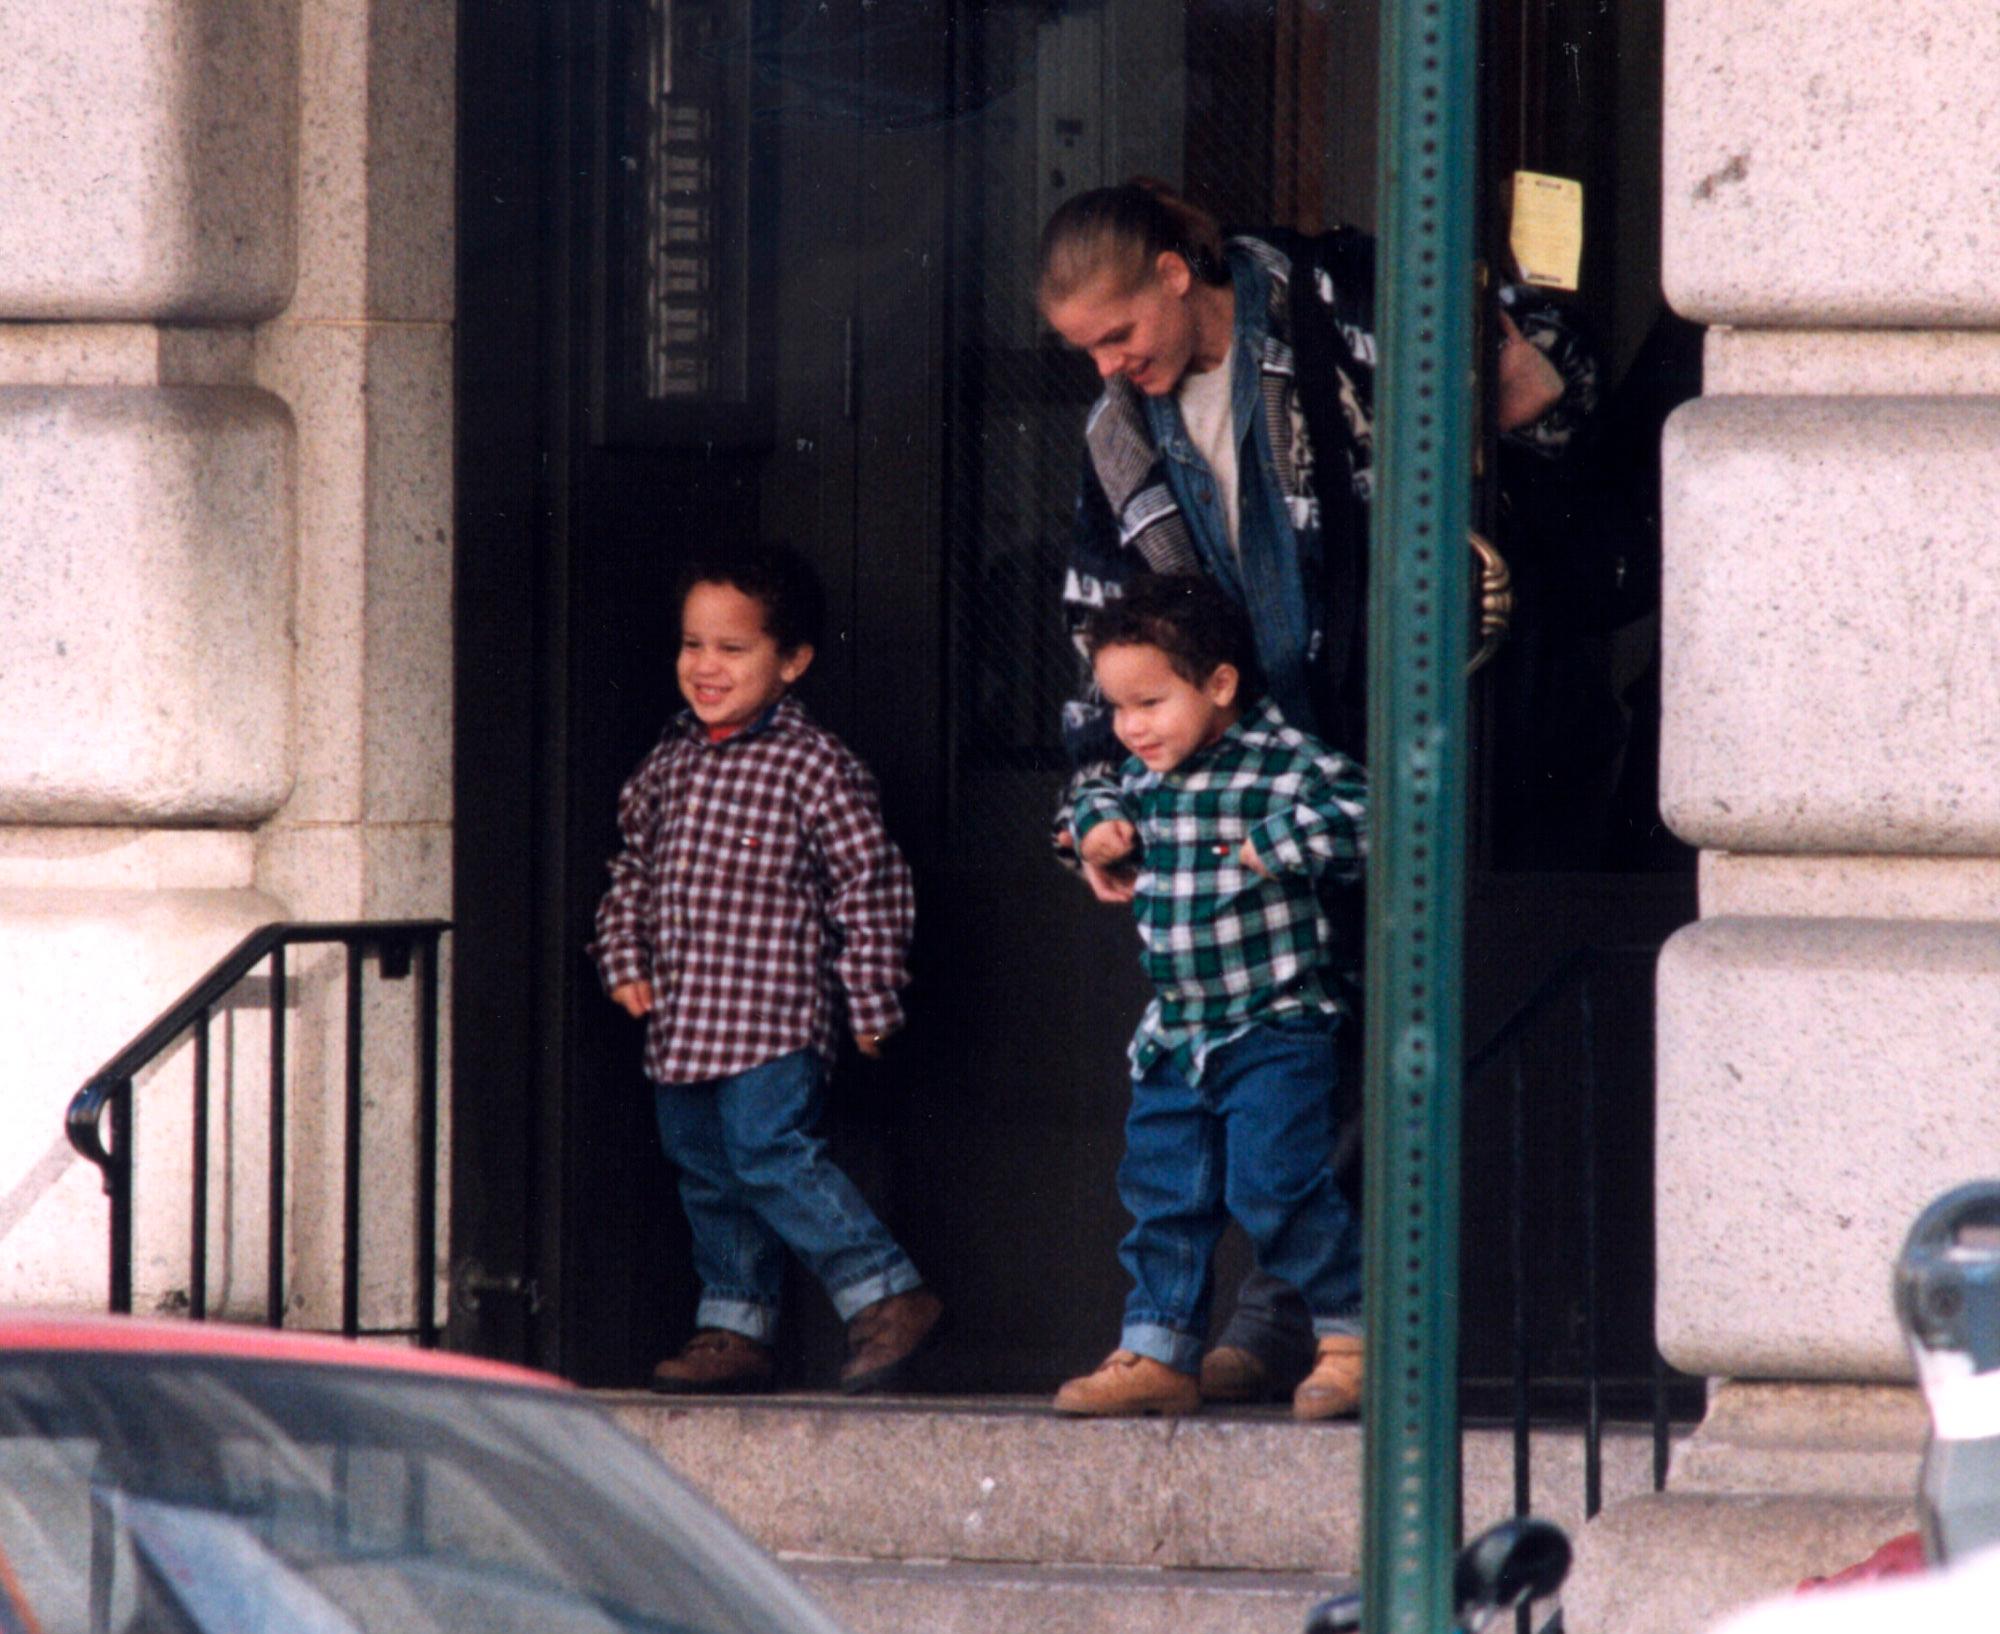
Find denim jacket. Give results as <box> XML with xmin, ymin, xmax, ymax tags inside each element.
<box><xmin>1055</xmin><ymin>229</ymin><xmax>1595</xmax><ymax>842</ymax></box>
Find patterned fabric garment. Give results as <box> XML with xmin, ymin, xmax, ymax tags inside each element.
<box><xmin>1055</xmin><ymin>228</ymin><xmax>1598</xmax><ymax>836</ymax></box>
<box><xmin>590</xmin><ymin>696</ymin><xmax>914</xmax><ymax>1085</ymax></box>
<box><xmin>1071</xmin><ymin>699</ymin><xmax>1368</xmax><ymax>1083</ymax></box>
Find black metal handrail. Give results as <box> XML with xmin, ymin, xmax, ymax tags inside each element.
<box><xmin>1460</xmin><ymin>940</ymin><xmax>1695</xmax><ymax>1585</ymax></box>
<box><xmin>65</xmin><ymin>921</ymin><xmax>450</xmax><ymax>1344</ymax></box>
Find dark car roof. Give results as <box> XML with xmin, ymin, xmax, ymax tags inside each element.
<box><xmin>0</xmin><ymin>1312</ymin><xmax>567</xmax><ymax>1390</ymax></box>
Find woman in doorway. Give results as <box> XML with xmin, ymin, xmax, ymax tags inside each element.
<box><xmin>1040</xmin><ymin>180</ymin><xmax>1593</xmax><ymax>1414</ymax></box>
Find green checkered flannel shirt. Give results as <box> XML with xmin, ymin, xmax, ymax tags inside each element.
<box><xmin>1071</xmin><ymin>698</ymin><xmax>1368</xmax><ymax>1083</ymax></box>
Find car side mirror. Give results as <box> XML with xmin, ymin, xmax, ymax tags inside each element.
<box><xmin>1454</xmin><ymin>1516</ymin><xmax>1572</xmax><ymax>1632</ymax></box>
<box><xmin>1302</xmin><ymin>1516</ymin><xmax>1571</xmax><ymax>1634</ymax></box>
<box><xmin>1302</xmin><ymin>1588</ymin><xmax>1362</xmax><ymax>1634</ymax></box>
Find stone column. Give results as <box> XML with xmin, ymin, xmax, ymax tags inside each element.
<box><xmin>1566</xmin><ymin>3</ymin><xmax>2000</xmax><ymax>1629</ymax></box>
<box><xmin>0</xmin><ymin>3</ymin><xmax>300</xmax><ymax>1312</ymax></box>
<box><xmin>0</xmin><ymin>0</ymin><xmax>455</xmax><ymax>1331</ymax></box>
<box><xmin>251</xmin><ymin>0</ymin><xmax>456</xmax><ymax>1332</ymax></box>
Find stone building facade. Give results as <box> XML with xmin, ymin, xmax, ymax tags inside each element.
<box><xmin>1568</xmin><ymin>0</ymin><xmax>2000</xmax><ymax>1627</ymax></box>
<box><xmin>0</xmin><ymin>0</ymin><xmax>452</xmax><ymax>1324</ymax></box>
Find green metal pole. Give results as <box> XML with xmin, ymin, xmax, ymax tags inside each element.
<box><xmin>1363</xmin><ymin>0</ymin><xmax>1476</xmax><ymax>1631</ymax></box>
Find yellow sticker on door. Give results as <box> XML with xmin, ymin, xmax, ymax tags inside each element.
<box><xmin>1510</xmin><ymin>171</ymin><xmax>1583</xmax><ymax>293</ymax></box>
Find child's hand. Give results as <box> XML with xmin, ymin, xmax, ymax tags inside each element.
<box><xmin>1078</xmin><ymin>821</ymin><xmax>1140</xmax><ymax>904</ymax></box>
<box><xmin>854</xmin><ymin>1025</ymin><xmax>899</xmax><ymax>1060</ymax></box>
<box><xmin>1080</xmin><ymin>861</ymin><xmax>1136</xmax><ymax>903</ymax></box>
<box><xmin>1081</xmin><ymin>859</ymin><xmax>1139</xmax><ymax>903</ymax></box>
<box><xmin>1079</xmin><ymin>820</ymin><xmax>1137</xmax><ymax>868</ymax></box>
<box><xmin>1239</xmin><ymin>840</ymin><xmax>1274</xmax><ymax>879</ymax></box>
<box><xmin>611</xmin><ymin>980</ymin><xmax>654</xmax><ymax>1019</ymax></box>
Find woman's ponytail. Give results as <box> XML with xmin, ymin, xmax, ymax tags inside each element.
<box><xmin>1037</xmin><ymin>179</ymin><xmax>1230</xmax><ymax>308</ymax></box>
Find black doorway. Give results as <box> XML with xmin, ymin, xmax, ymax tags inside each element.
<box><xmin>453</xmin><ymin>0</ymin><xmax>1693</xmax><ymax>1396</ymax></box>
<box><xmin>455</xmin><ymin>0</ymin><xmax>1153</xmax><ymax>1388</ymax></box>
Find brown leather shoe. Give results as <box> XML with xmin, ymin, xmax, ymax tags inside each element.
<box><xmin>1199</xmin><ymin>1344</ymin><xmax>1273</xmax><ymax>1403</ymax></box>
<box><xmin>1053</xmin><ymin>1350</ymin><xmax>1200</xmax><ymax>1417</ymax></box>
<box><xmin>839</xmin><ymin>1288</ymin><xmax>946</xmax><ymax>1394</ymax></box>
<box><xmin>648</xmin><ymin>1329</ymin><xmax>774</xmax><ymax>1395</ymax></box>
<box><xmin>1292</xmin><ymin>1335</ymin><xmax>1364</xmax><ymax>1420</ymax></box>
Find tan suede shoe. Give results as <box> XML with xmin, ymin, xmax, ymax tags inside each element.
<box><xmin>1053</xmin><ymin>1350</ymin><xmax>1200</xmax><ymax>1417</ymax></box>
<box><xmin>1292</xmin><ymin>1335</ymin><xmax>1365</xmax><ymax>1420</ymax></box>
<box><xmin>648</xmin><ymin>1330</ymin><xmax>775</xmax><ymax>1395</ymax></box>
<box><xmin>1198</xmin><ymin>1344</ymin><xmax>1274</xmax><ymax>1403</ymax></box>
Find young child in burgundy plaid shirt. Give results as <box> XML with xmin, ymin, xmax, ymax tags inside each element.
<box><xmin>591</xmin><ymin>545</ymin><xmax>944</xmax><ymax>1396</ymax></box>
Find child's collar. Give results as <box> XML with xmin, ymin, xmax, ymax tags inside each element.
<box><xmin>1186</xmin><ymin>706</ymin><xmax>1254</xmax><ymax>766</ymax></box>
<box><xmin>1129</xmin><ymin>698</ymin><xmax>1282</xmax><ymax>779</ymax></box>
<box><xmin>1231</xmin><ymin>696</ymin><xmax>1287</xmax><ymax>737</ymax></box>
<box><xmin>677</xmin><ymin>694</ymin><xmax>801</xmax><ymax>745</ymax></box>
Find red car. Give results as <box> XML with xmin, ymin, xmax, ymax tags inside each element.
<box><xmin>0</xmin><ymin>1314</ymin><xmax>850</xmax><ymax>1634</ymax></box>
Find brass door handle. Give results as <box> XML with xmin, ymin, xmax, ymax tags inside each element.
<box><xmin>1467</xmin><ymin>529</ymin><xmax>1513</xmax><ymax>676</ymax></box>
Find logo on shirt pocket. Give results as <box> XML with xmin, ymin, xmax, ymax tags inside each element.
<box><xmin>720</xmin><ymin>826</ymin><xmax>800</xmax><ymax>885</ymax></box>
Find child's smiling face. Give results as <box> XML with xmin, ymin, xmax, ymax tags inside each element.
<box><xmin>1093</xmin><ymin>640</ymin><xmax>1240</xmax><ymax>773</ymax></box>
<box><xmin>677</xmin><ymin>581</ymin><xmax>813</xmax><ymax>732</ymax></box>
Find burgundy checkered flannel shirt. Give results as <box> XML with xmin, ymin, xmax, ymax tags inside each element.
<box><xmin>591</xmin><ymin>697</ymin><xmax>915</xmax><ymax>1085</ymax></box>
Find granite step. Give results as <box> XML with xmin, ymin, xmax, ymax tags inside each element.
<box><xmin>604</xmin><ymin>1390</ymin><xmax>1668</xmax><ymax>1575</ymax></box>
<box><xmin>783</xmin><ymin>1557</ymin><xmax>1354</xmax><ymax>1634</ymax></box>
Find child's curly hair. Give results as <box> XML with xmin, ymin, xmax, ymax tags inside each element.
<box><xmin>1081</xmin><ymin>573</ymin><xmax>1262</xmax><ymax>694</ymax></box>
<box><xmin>678</xmin><ymin>543</ymin><xmax>826</xmax><ymax>654</ymax></box>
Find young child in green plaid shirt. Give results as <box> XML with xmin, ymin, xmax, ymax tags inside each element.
<box><xmin>1052</xmin><ymin>573</ymin><xmax>1369</xmax><ymax>1420</ymax></box>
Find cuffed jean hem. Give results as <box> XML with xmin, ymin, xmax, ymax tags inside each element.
<box><xmin>827</xmin><ymin>1258</ymin><xmax>924</xmax><ymax>1324</ymax></box>
<box><xmin>1311</xmin><ymin>1313</ymin><xmax>1364</xmax><ymax>1340</ymax></box>
<box><xmin>1121</xmin><ymin>1321</ymin><xmax>1204</xmax><ymax>1375</ymax></box>
<box><xmin>1214</xmin><ymin>1272</ymin><xmax>1315</xmax><ymax>1365</ymax></box>
<box><xmin>694</xmin><ymin>1295</ymin><xmax>779</xmax><ymax>1344</ymax></box>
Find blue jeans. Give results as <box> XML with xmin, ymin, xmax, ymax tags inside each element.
<box><xmin>1214</xmin><ymin>1096</ymin><xmax>1364</xmax><ymax>1378</ymax></box>
<box><xmin>652</xmin><ymin>1048</ymin><xmax>922</xmax><ymax>1343</ymax></box>
<box><xmin>1118</xmin><ymin>1018</ymin><xmax>1362</xmax><ymax>1374</ymax></box>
